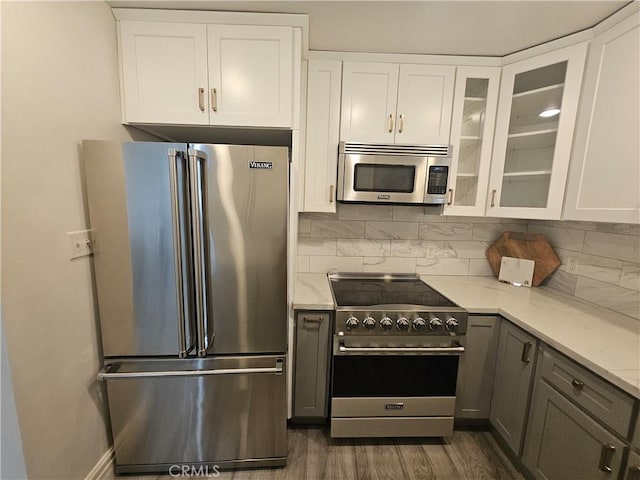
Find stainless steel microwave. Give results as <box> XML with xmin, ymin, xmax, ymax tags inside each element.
<box><xmin>337</xmin><ymin>142</ymin><xmax>452</xmax><ymax>205</ymax></box>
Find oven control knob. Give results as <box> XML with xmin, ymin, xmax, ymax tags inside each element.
<box><xmin>345</xmin><ymin>316</ymin><xmax>359</xmax><ymax>330</ymax></box>
<box><xmin>429</xmin><ymin>317</ymin><xmax>443</xmax><ymax>330</ymax></box>
<box><xmin>380</xmin><ymin>317</ymin><xmax>393</xmax><ymax>330</ymax></box>
<box><xmin>412</xmin><ymin>317</ymin><xmax>426</xmax><ymax>331</ymax></box>
<box><xmin>445</xmin><ymin>317</ymin><xmax>459</xmax><ymax>331</ymax></box>
<box><xmin>396</xmin><ymin>317</ymin><xmax>410</xmax><ymax>330</ymax></box>
<box><xmin>363</xmin><ymin>317</ymin><xmax>376</xmax><ymax>330</ymax></box>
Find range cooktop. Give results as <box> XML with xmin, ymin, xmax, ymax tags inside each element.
<box><xmin>329</xmin><ymin>273</ymin><xmax>457</xmax><ymax>308</ymax></box>
<box><xmin>328</xmin><ymin>272</ymin><xmax>468</xmax><ymax>335</ymax></box>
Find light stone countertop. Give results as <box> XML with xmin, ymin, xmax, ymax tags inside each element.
<box><xmin>293</xmin><ymin>272</ymin><xmax>640</xmax><ymax>399</ymax></box>
<box><xmin>423</xmin><ymin>275</ymin><xmax>640</xmax><ymax>399</ymax></box>
<box><xmin>293</xmin><ymin>273</ymin><xmax>334</xmax><ymax>310</ymax></box>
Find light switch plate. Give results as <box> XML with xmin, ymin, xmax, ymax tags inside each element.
<box><xmin>67</xmin><ymin>230</ymin><xmax>93</xmax><ymax>260</ymax></box>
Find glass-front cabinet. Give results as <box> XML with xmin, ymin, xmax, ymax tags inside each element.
<box><xmin>445</xmin><ymin>66</ymin><xmax>500</xmax><ymax>216</ymax></box>
<box><xmin>487</xmin><ymin>43</ymin><xmax>588</xmax><ymax>219</ymax></box>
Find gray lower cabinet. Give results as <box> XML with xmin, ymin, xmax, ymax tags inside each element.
<box><xmin>522</xmin><ymin>378</ymin><xmax>625</xmax><ymax>479</ymax></box>
<box><xmin>490</xmin><ymin>320</ymin><xmax>537</xmax><ymax>455</ymax></box>
<box><xmin>455</xmin><ymin>316</ymin><xmax>500</xmax><ymax>419</ymax></box>
<box><xmin>626</xmin><ymin>450</ymin><xmax>640</xmax><ymax>480</ymax></box>
<box><xmin>292</xmin><ymin>311</ymin><xmax>331</xmax><ymax>420</ymax></box>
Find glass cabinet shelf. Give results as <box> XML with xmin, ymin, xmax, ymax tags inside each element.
<box><xmin>502</xmin><ymin>170</ymin><xmax>552</xmax><ymax>178</ymax></box>
<box><xmin>507</xmin><ymin>129</ymin><xmax>557</xmax><ymax>150</ymax></box>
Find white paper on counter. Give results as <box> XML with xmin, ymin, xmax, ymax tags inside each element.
<box><xmin>498</xmin><ymin>256</ymin><xmax>535</xmax><ymax>287</ymax></box>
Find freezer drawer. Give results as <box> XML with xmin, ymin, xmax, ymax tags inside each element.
<box><xmin>101</xmin><ymin>356</ymin><xmax>287</xmax><ymax>473</ymax></box>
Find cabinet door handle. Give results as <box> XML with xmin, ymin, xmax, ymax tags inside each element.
<box><xmin>447</xmin><ymin>188</ymin><xmax>454</xmax><ymax>206</ymax></box>
<box><xmin>571</xmin><ymin>379</ymin><xmax>585</xmax><ymax>390</ymax></box>
<box><xmin>398</xmin><ymin>114</ymin><xmax>405</xmax><ymax>134</ymax></box>
<box><xmin>521</xmin><ymin>341</ymin><xmax>533</xmax><ymax>363</ymax></box>
<box><xmin>303</xmin><ymin>316</ymin><xmax>324</xmax><ymax>324</ymax></box>
<box><xmin>388</xmin><ymin>113</ymin><xmax>394</xmax><ymax>133</ymax></box>
<box><xmin>598</xmin><ymin>444</ymin><xmax>616</xmax><ymax>473</ymax></box>
<box><xmin>198</xmin><ymin>87</ymin><xmax>205</xmax><ymax>112</ymax></box>
<box><xmin>630</xmin><ymin>465</ymin><xmax>640</xmax><ymax>480</ymax></box>
<box><xmin>329</xmin><ymin>185</ymin><xmax>335</xmax><ymax>204</ymax></box>
<box><xmin>490</xmin><ymin>189</ymin><xmax>497</xmax><ymax>207</ymax></box>
<box><xmin>211</xmin><ymin>88</ymin><xmax>218</xmax><ymax>112</ymax></box>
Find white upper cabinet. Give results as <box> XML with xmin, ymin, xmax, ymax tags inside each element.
<box><xmin>119</xmin><ymin>21</ymin><xmax>210</xmax><ymax>125</ymax></box>
<box><xmin>303</xmin><ymin>59</ymin><xmax>343</xmax><ymax>212</ymax></box>
<box><xmin>340</xmin><ymin>62</ymin><xmax>455</xmax><ymax>144</ymax></box>
<box><xmin>340</xmin><ymin>62</ymin><xmax>398</xmax><ymax>143</ymax></box>
<box><xmin>396</xmin><ymin>64</ymin><xmax>455</xmax><ymax>145</ymax></box>
<box><xmin>444</xmin><ymin>66</ymin><xmax>500</xmax><ymax>216</ymax></box>
<box><xmin>486</xmin><ymin>43</ymin><xmax>587</xmax><ymax>220</ymax></box>
<box><xmin>118</xmin><ymin>20</ymin><xmax>295</xmax><ymax>127</ymax></box>
<box><xmin>563</xmin><ymin>11</ymin><xmax>640</xmax><ymax>224</ymax></box>
<box><xmin>207</xmin><ymin>25</ymin><xmax>293</xmax><ymax>127</ymax></box>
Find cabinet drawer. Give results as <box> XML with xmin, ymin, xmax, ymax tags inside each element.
<box><xmin>538</xmin><ymin>346</ymin><xmax>634</xmax><ymax>438</ymax></box>
<box><xmin>626</xmin><ymin>450</ymin><xmax>640</xmax><ymax>480</ymax></box>
<box><xmin>523</xmin><ymin>377</ymin><xmax>625</xmax><ymax>480</ymax></box>
<box><xmin>293</xmin><ymin>311</ymin><xmax>331</xmax><ymax>419</ymax></box>
<box><xmin>633</xmin><ymin>415</ymin><xmax>640</xmax><ymax>451</ymax></box>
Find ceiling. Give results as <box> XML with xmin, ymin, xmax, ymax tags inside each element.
<box><xmin>107</xmin><ymin>1</ymin><xmax>629</xmax><ymax>56</ymax></box>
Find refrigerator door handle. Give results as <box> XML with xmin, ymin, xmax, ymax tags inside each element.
<box><xmin>168</xmin><ymin>149</ymin><xmax>191</xmax><ymax>358</ymax></box>
<box><xmin>98</xmin><ymin>359</ymin><xmax>284</xmax><ymax>380</ymax></box>
<box><xmin>188</xmin><ymin>149</ymin><xmax>212</xmax><ymax>357</ymax></box>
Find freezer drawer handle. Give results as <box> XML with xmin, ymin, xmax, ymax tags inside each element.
<box><xmin>338</xmin><ymin>342</ymin><xmax>464</xmax><ymax>355</ymax></box>
<box><xmin>98</xmin><ymin>359</ymin><xmax>283</xmax><ymax>380</ymax></box>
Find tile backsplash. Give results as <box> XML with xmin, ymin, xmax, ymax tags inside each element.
<box><xmin>297</xmin><ymin>204</ymin><xmax>527</xmax><ymax>277</ymax></box>
<box><xmin>297</xmin><ymin>204</ymin><xmax>640</xmax><ymax>320</ymax></box>
<box><xmin>529</xmin><ymin>220</ymin><xmax>640</xmax><ymax>320</ymax></box>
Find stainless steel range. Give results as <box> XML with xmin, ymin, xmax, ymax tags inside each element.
<box><xmin>328</xmin><ymin>272</ymin><xmax>468</xmax><ymax>438</ymax></box>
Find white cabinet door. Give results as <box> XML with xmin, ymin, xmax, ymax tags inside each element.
<box><xmin>303</xmin><ymin>59</ymin><xmax>342</xmax><ymax>212</ymax></box>
<box><xmin>487</xmin><ymin>43</ymin><xmax>587</xmax><ymax>220</ymax></box>
<box><xmin>444</xmin><ymin>66</ymin><xmax>500</xmax><ymax>216</ymax></box>
<box><xmin>119</xmin><ymin>21</ymin><xmax>209</xmax><ymax>124</ymax></box>
<box><xmin>563</xmin><ymin>13</ymin><xmax>640</xmax><ymax>224</ymax></box>
<box><xmin>396</xmin><ymin>64</ymin><xmax>455</xmax><ymax>144</ymax></box>
<box><xmin>340</xmin><ymin>62</ymin><xmax>399</xmax><ymax>143</ymax></box>
<box><xmin>208</xmin><ymin>25</ymin><xmax>293</xmax><ymax>127</ymax></box>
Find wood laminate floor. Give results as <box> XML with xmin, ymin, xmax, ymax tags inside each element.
<box><xmin>122</xmin><ymin>426</ymin><xmax>524</xmax><ymax>480</ymax></box>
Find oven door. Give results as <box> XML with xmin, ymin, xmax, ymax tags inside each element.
<box><xmin>337</xmin><ymin>153</ymin><xmax>428</xmax><ymax>204</ymax></box>
<box><xmin>330</xmin><ymin>336</ymin><xmax>464</xmax><ymax>437</ymax></box>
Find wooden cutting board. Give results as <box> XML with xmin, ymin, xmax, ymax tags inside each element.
<box><xmin>486</xmin><ymin>231</ymin><xmax>560</xmax><ymax>287</ymax></box>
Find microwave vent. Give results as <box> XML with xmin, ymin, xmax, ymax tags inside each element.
<box><xmin>340</xmin><ymin>142</ymin><xmax>450</xmax><ymax>157</ymax></box>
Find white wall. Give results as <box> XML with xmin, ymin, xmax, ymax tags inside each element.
<box><xmin>1</xmin><ymin>2</ymin><xmax>139</xmax><ymax>478</ymax></box>
<box><xmin>0</xmin><ymin>2</ymin><xmax>28</xmax><ymax>477</ymax></box>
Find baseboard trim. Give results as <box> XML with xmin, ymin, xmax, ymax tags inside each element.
<box><xmin>85</xmin><ymin>447</ymin><xmax>114</xmax><ymax>480</ymax></box>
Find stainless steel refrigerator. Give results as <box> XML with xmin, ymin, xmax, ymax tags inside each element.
<box><xmin>83</xmin><ymin>141</ymin><xmax>288</xmax><ymax>474</ymax></box>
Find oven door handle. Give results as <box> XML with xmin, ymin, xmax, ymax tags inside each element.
<box><xmin>337</xmin><ymin>342</ymin><xmax>465</xmax><ymax>355</ymax></box>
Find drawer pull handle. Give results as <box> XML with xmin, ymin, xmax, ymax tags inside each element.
<box><xmin>571</xmin><ymin>379</ymin><xmax>585</xmax><ymax>390</ymax></box>
<box><xmin>303</xmin><ymin>316</ymin><xmax>324</xmax><ymax>324</ymax></box>
<box><xmin>598</xmin><ymin>444</ymin><xmax>616</xmax><ymax>473</ymax></box>
<box><xmin>447</xmin><ymin>188</ymin><xmax>454</xmax><ymax>206</ymax></box>
<box><xmin>521</xmin><ymin>341</ymin><xmax>533</xmax><ymax>363</ymax></box>
<box><xmin>388</xmin><ymin>113</ymin><xmax>394</xmax><ymax>133</ymax></box>
<box><xmin>329</xmin><ymin>185</ymin><xmax>335</xmax><ymax>204</ymax></box>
